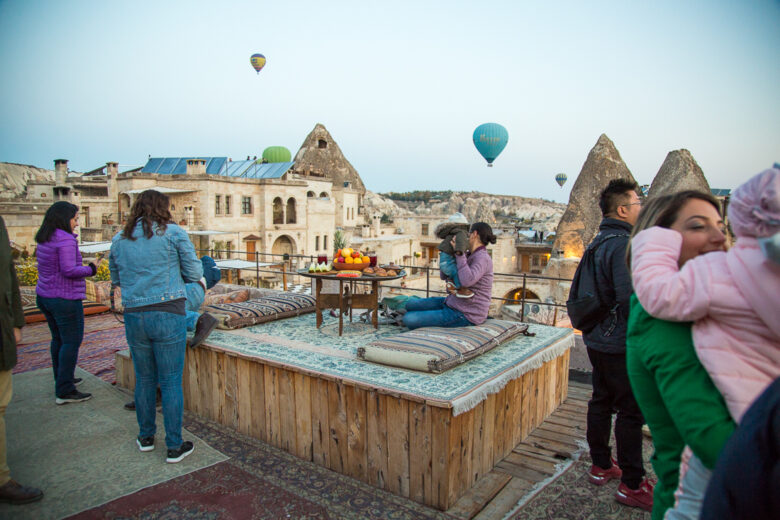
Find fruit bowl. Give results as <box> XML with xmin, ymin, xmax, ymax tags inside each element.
<box><xmin>332</xmin><ymin>261</ymin><xmax>369</xmax><ymax>271</ymax></box>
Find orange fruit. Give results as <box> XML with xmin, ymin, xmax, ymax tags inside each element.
<box><xmin>362</xmin><ymin>256</ymin><xmax>370</xmax><ymax>264</ymax></box>
<box><xmin>335</xmin><ymin>249</ymin><xmax>342</xmax><ymax>258</ymax></box>
<box><xmin>345</xmin><ymin>256</ymin><xmax>354</xmax><ymax>264</ymax></box>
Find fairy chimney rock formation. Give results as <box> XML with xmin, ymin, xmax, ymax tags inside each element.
<box><xmin>647</xmin><ymin>149</ymin><xmax>710</xmax><ymax>199</ymax></box>
<box><xmin>293</xmin><ymin>123</ymin><xmax>365</xmax><ymax>193</ymax></box>
<box><xmin>551</xmin><ymin>134</ymin><xmax>636</xmax><ymax>260</ymax></box>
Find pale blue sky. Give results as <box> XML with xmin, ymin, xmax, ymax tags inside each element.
<box><xmin>1</xmin><ymin>0</ymin><xmax>778</xmax><ymax>202</ymax></box>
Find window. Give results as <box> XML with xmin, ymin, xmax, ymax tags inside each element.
<box><xmin>541</xmin><ymin>255</ymin><xmax>548</xmax><ymax>267</ymax></box>
<box><xmin>323</xmin><ymin>235</ymin><xmax>328</xmax><ymax>251</ymax></box>
<box><xmin>225</xmin><ymin>195</ymin><xmax>231</xmax><ymax>215</ymax></box>
<box><xmin>226</xmin><ymin>241</ymin><xmax>233</xmax><ymax>259</ymax></box>
<box><xmin>532</xmin><ymin>255</ymin><xmax>540</xmax><ymax>266</ymax></box>
<box><xmin>215</xmin><ymin>195</ymin><xmax>221</xmax><ymax>215</ymax></box>
<box><xmin>307</xmin><ymin>191</ymin><xmax>315</xmax><ymax>198</ymax></box>
<box><xmin>286</xmin><ymin>197</ymin><xmax>296</xmax><ymax>224</ymax></box>
<box><xmin>421</xmin><ymin>223</ymin><xmax>429</xmax><ymax>235</ymax></box>
<box><xmin>318</xmin><ymin>139</ymin><xmax>327</xmax><ymax>149</ymax></box>
<box><xmin>319</xmin><ymin>192</ymin><xmax>328</xmax><ymax>198</ymax></box>
<box><xmin>315</xmin><ymin>236</ymin><xmax>320</xmax><ymax>250</ymax></box>
<box><xmin>273</xmin><ymin>197</ymin><xmax>283</xmax><ymax>224</ymax></box>
<box><xmin>241</xmin><ymin>196</ymin><xmax>252</xmax><ymax>215</ymax></box>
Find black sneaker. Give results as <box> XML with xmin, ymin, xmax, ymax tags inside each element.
<box><xmin>55</xmin><ymin>390</ymin><xmax>92</xmax><ymax>405</ymax></box>
<box><xmin>136</xmin><ymin>436</ymin><xmax>155</xmax><ymax>452</ymax></box>
<box><xmin>188</xmin><ymin>313</ymin><xmax>218</xmax><ymax>349</ymax></box>
<box><xmin>166</xmin><ymin>441</ymin><xmax>194</xmax><ymax>463</ymax></box>
<box><xmin>73</xmin><ymin>377</ymin><xmax>83</xmax><ymax>386</ymax></box>
<box><xmin>124</xmin><ymin>400</ymin><xmax>136</xmax><ymax>411</ymax></box>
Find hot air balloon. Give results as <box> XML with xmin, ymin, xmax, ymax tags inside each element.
<box><xmin>472</xmin><ymin>123</ymin><xmax>508</xmax><ymax>167</ymax></box>
<box><xmin>555</xmin><ymin>173</ymin><xmax>568</xmax><ymax>188</ymax></box>
<box><xmin>250</xmin><ymin>53</ymin><xmax>266</xmax><ymax>74</ymax></box>
<box><xmin>261</xmin><ymin>146</ymin><xmax>291</xmax><ymax>163</ymax></box>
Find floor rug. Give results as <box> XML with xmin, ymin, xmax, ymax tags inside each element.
<box><xmin>67</xmin><ymin>461</ymin><xmax>331</xmax><ymax>520</ymax></box>
<box><xmin>13</xmin><ymin>326</ymin><xmax>127</xmax><ymax>383</ymax></box>
<box><xmin>19</xmin><ymin>312</ymin><xmax>123</xmax><ymax>345</ymax></box>
<box><xmin>73</xmin><ymin>409</ymin><xmax>454</xmax><ymax>520</ymax></box>
<box><xmin>0</xmin><ymin>368</ymin><xmax>228</xmax><ymax>520</ymax></box>
<box><xmin>510</xmin><ymin>435</ymin><xmax>655</xmax><ymax>519</ymax></box>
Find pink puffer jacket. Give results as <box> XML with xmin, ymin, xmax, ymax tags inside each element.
<box><xmin>631</xmin><ymin>227</ymin><xmax>780</xmax><ymax>422</ymax></box>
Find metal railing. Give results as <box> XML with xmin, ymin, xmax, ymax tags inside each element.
<box><xmin>196</xmin><ymin>248</ymin><xmax>573</xmax><ymax>326</ymax></box>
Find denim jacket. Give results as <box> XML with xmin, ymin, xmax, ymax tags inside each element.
<box><xmin>109</xmin><ymin>220</ymin><xmax>202</xmax><ymax>309</ymax></box>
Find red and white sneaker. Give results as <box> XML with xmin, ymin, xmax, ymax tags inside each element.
<box><xmin>615</xmin><ymin>478</ymin><xmax>654</xmax><ymax>512</ymax></box>
<box><xmin>588</xmin><ymin>457</ymin><xmax>622</xmax><ymax>486</ymax></box>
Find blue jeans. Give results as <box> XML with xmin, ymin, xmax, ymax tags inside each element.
<box><xmin>36</xmin><ymin>296</ymin><xmax>84</xmax><ymax>397</ymax></box>
<box><xmin>184</xmin><ymin>282</ymin><xmax>205</xmax><ymax>331</ymax></box>
<box><xmin>438</xmin><ymin>252</ymin><xmax>461</xmax><ymax>288</ymax></box>
<box><xmin>124</xmin><ymin>311</ymin><xmax>187</xmax><ymax>450</ymax></box>
<box><xmin>402</xmin><ymin>297</ymin><xmax>471</xmax><ymax>330</ymax></box>
<box><xmin>666</xmin><ymin>453</ymin><xmax>711</xmax><ymax>520</ymax></box>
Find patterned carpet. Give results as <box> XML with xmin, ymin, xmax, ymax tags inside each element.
<box><xmin>14</xmin><ymin>325</ymin><xmax>127</xmax><ymax>383</ymax></box>
<box><xmin>19</xmin><ymin>312</ymin><xmax>122</xmax><ymax>345</ymax></box>
<box><xmin>511</xmin><ymin>434</ymin><xmax>655</xmax><ymax>519</ymax></box>
<box><xmin>70</xmin><ymin>410</ymin><xmax>452</xmax><ymax>520</ymax></box>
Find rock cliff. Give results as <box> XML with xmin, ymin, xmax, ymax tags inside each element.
<box><xmin>292</xmin><ymin>123</ymin><xmax>365</xmax><ymax>192</ymax></box>
<box><xmin>363</xmin><ymin>191</ymin><xmax>565</xmax><ymax>232</ymax></box>
<box><xmin>647</xmin><ymin>149</ymin><xmax>710</xmax><ymax>198</ymax></box>
<box><xmin>0</xmin><ymin>162</ymin><xmax>53</xmax><ymax>199</ymax></box>
<box><xmin>551</xmin><ymin>134</ymin><xmax>636</xmax><ymax>258</ymax></box>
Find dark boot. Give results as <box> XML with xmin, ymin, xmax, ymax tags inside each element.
<box><xmin>188</xmin><ymin>313</ymin><xmax>218</xmax><ymax>349</ymax></box>
<box><xmin>0</xmin><ymin>480</ymin><xmax>43</xmax><ymax>505</ymax></box>
<box><xmin>124</xmin><ymin>400</ymin><xmax>136</xmax><ymax>411</ymax></box>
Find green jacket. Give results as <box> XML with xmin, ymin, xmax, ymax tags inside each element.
<box><xmin>0</xmin><ymin>216</ymin><xmax>24</xmax><ymax>371</ymax></box>
<box><xmin>626</xmin><ymin>295</ymin><xmax>735</xmax><ymax>520</ymax></box>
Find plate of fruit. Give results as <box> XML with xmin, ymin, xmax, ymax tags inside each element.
<box><xmin>333</xmin><ymin>248</ymin><xmax>371</xmax><ymax>271</ymax></box>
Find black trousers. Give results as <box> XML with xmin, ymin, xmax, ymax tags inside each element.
<box><xmin>586</xmin><ymin>347</ymin><xmax>646</xmax><ymax>488</ymax></box>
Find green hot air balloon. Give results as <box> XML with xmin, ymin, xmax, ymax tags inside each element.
<box><xmin>555</xmin><ymin>173</ymin><xmax>568</xmax><ymax>187</ymax></box>
<box><xmin>472</xmin><ymin>123</ymin><xmax>508</xmax><ymax>167</ymax></box>
<box><xmin>261</xmin><ymin>146</ymin><xmax>291</xmax><ymax>163</ymax></box>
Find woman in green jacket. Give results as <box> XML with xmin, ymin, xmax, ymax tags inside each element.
<box><xmin>625</xmin><ymin>192</ymin><xmax>736</xmax><ymax>519</ymax></box>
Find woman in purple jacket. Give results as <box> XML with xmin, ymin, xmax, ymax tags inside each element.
<box><xmin>35</xmin><ymin>201</ymin><xmax>96</xmax><ymax>404</ymax></box>
<box><xmin>403</xmin><ymin>222</ymin><xmax>496</xmax><ymax>329</ymax></box>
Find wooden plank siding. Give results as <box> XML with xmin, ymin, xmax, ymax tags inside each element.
<box><xmin>114</xmin><ymin>346</ymin><xmax>571</xmax><ymax>511</ymax></box>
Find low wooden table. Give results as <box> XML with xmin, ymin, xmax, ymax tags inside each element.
<box><xmin>297</xmin><ymin>269</ymin><xmax>405</xmax><ymax>336</ymax></box>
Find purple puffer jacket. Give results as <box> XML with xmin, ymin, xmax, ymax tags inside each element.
<box><xmin>36</xmin><ymin>229</ymin><xmax>93</xmax><ymax>300</ymax></box>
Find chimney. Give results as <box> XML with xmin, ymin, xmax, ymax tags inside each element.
<box><xmin>54</xmin><ymin>159</ymin><xmax>68</xmax><ymax>185</ymax></box>
<box><xmin>106</xmin><ymin>162</ymin><xmax>119</xmax><ymax>177</ymax></box>
<box><xmin>373</xmin><ymin>214</ymin><xmax>380</xmax><ymax>238</ymax></box>
<box><xmin>186</xmin><ymin>159</ymin><xmax>206</xmax><ymax>176</ymax></box>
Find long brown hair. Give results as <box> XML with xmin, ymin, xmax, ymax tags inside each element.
<box><xmin>122</xmin><ymin>190</ymin><xmax>172</xmax><ymax>240</ymax></box>
<box><xmin>626</xmin><ymin>190</ymin><xmax>721</xmax><ymax>268</ymax></box>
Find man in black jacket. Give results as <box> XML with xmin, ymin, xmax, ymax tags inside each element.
<box><xmin>583</xmin><ymin>180</ymin><xmax>653</xmax><ymax>511</ymax></box>
<box><xmin>0</xmin><ymin>216</ymin><xmax>43</xmax><ymax>505</ymax></box>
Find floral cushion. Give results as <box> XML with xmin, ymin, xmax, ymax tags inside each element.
<box><xmin>204</xmin><ymin>293</ymin><xmax>317</xmax><ymax>329</ymax></box>
<box><xmin>202</xmin><ymin>289</ymin><xmax>250</xmax><ymax>307</ymax></box>
<box><xmin>357</xmin><ymin>319</ymin><xmax>531</xmax><ymax>373</ymax></box>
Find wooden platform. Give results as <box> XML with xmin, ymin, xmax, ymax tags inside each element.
<box><xmin>116</xmin><ymin>340</ymin><xmax>572</xmax><ymax>511</ymax></box>
<box><xmin>446</xmin><ymin>381</ymin><xmax>590</xmax><ymax>519</ymax></box>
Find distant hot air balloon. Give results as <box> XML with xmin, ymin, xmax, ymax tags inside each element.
<box><xmin>472</xmin><ymin>123</ymin><xmax>508</xmax><ymax>167</ymax></box>
<box><xmin>261</xmin><ymin>146</ymin><xmax>291</xmax><ymax>163</ymax></box>
<box><xmin>555</xmin><ymin>173</ymin><xmax>568</xmax><ymax>188</ymax></box>
<box><xmin>250</xmin><ymin>53</ymin><xmax>266</xmax><ymax>74</ymax></box>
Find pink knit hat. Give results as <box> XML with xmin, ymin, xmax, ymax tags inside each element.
<box><xmin>728</xmin><ymin>167</ymin><xmax>780</xmax><ymax>238</ymax></box>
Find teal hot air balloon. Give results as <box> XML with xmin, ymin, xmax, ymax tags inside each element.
<box><xmin>555</xmin><ymin>173</ymin><xmax>568</xmax><ymax>188</ymax></box>
<box><xmin>472</xmin><ymin>123</ymin><xmax>508</xmax><ymax>167</ymax></box>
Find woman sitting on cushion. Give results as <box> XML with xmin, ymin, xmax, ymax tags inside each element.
<box><xmin>402</xmin><ymin>222</ymin><xmax>496</xmax><ymax>329</ymax></box>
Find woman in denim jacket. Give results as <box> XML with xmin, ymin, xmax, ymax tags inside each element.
<box><xmin>109</xmin><ymin>190</ymin><xmax>202</xmax><ymax>463</ymax></box>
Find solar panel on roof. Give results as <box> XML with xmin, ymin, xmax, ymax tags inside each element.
<box><xmin>157</xmin><ymin>157</ymin><xmax>179</xmax><ymax>174</ymax></box>
<box><xmin>206</xmin><ymin>157</ymin><xmax>227</xmax><ymax>174</ymax></box>
<box><xmin>141</xmin><ymin>158</ymin><xmax>164</xmax><ymax>173</ymax></box>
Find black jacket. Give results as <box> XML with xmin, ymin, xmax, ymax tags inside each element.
<box><xmin>0</xmin><ymin>216</ymin><xmax>24</xmax><ymax>371</ymax></box>
<box><xmin>582</xmin><ymin>218</ymin><xmax>633</xmax><ymax>354</ymax></box>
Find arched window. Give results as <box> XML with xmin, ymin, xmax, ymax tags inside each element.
<box><xmin>273</xmin><ymin>197</ymin><xmax>283</xmax><ymax>224</ymax></box>
<box><xmin>319</xmin><ymin>192</ymin><xmax>328</xmax><ymax>199</ymax></box>
<box><xmin>307</xmin><ymin>191</ymin><xmax>315</xmax><ymax>198</ymax></box>
<box><xmin>286</xmin><ymin>197</ymin><xmax>296</xmax><ymax>224</ymax></box>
